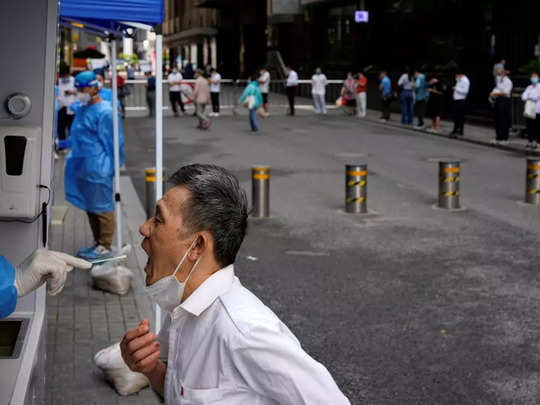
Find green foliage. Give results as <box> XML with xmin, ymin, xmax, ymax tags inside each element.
<box><xmin>119</xmin><ymin>53</ymin><xmax>139</xmax><ymax>65</ymax></box>
<box><xmin>519</xmin><ymin>59</ymin><xmax>540</xmax><ymax>75</ymax></box>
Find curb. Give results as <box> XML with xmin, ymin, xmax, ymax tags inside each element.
<box><xmin>362</xmin><ymin>116</ymin><xmax>540</xmax><ymax>157</ymax></box>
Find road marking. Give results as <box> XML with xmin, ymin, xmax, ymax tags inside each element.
<box><xmin>285</xmin><ymin>250</ymin><xmax>330</xmax><ymax>257</ymax></box>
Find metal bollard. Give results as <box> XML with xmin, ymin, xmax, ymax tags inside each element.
<box><xmin>252</xmin><ymin>166</ymin><xmax>270</xmax><ymax>217</ymax></box>
<box><xmin>345</xmin><ymin>164</ymin><xmax>368</xmax><ymax>214</ymax></box>
<box><xmin>525</xmin><ymin>158</ymin><xmax>540</xmax><ymax>205</ymax></box>
<box><xmin>145</xmin><ymin>168</ymin><xmax>165</xmax><ymax>219</ymax></box>
<box><xmin>438</xmin><ymin>161</ymin><xmax>460</xmax><ymax>209</ymax></box>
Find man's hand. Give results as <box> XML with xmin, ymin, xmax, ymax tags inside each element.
<box><xmin>120</xmin><ymin>319</ymin><xmax>161</xmax><ymax>374</ymax></box>
<box><xmin>14</xmin><ymin>248</ymin><xmax>91</xmax><ymax>297</ymax></box>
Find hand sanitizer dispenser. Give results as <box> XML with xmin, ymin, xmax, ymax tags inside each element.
<box><xmin>0</xmin><ymin>126</ymin><xmax>41</xmax><ymax>218</ymax></box>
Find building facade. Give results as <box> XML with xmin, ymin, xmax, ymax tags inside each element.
<box><xmin>162</xmin><ymin>0</ymin><xmax>267</xmax><ymax>78</ymax></box>
<box><xmin>162</xmin><ymin>0</ymin><xmax>220</xmax><ymax>73</ymax></box>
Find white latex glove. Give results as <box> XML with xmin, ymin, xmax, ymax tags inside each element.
<box><xmin>14</xmin><ymin>248</ymin><xmax>91</xmax><ymax>297</ymax></box>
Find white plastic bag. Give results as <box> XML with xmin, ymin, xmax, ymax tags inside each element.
<box><xmin>91</xmin><ymin>264</ymin><xmax>133</xmax><ymax>295</ymax></box>
<box><xmin>94</xmin><ymin>342</ymin><xmax>150</xmax><ymax>396</ymax></box>
<box><xmin>524</xmin><ymin>99</ymin><xmax>537</xmax><ymax>119</ymax></box>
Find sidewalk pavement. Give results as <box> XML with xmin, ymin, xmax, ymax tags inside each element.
<box><xmin>46</xmin><ymin>157</ymin><xmax>160</xmax><ymax>405</ymax></box>
<box><xmin>358</xmin><ymin>105</ymin><xmax>539</xmax><ymax>157</ymax></box>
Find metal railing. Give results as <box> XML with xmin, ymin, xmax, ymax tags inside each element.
<box><xmin>113</xmin><ymin>79</ymin><xmax>529</xmax><ymax>136</ymax></box>
<box><xmin>112</xmin><ymin>79</ymin><xmax>347</xmax><ymax>114</ymax></box>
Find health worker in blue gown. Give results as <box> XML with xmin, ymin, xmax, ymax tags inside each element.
<box><xmin>65</xmin><ymin>71</ymin><xmax>125</xmax><ymax>262</ymax></box>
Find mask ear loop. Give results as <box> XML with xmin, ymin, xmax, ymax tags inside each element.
<box><xmin>172</xmin><ymin>237</ymin><xmax>200</xmax><ymax>278</ymax></box>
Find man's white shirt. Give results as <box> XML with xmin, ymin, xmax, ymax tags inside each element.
<box><xmin>157</xmin><ymin>265</ymin><xmax>350</xmax><ymax>405</ymax></box>
<box><xmin>286</xmin><ymin>70</ymin><xmax>299</xmax><ymax>87</ymax></box>
<box><xmin>311</xmin><ymin>74</ymin><xmax>328</xmax><ymax>95</ymax></box>
<box><xmin>453</xmin><ymin>75</ymin><xmax>470</xmax><ymax>100</ymax></box>
<box><xmin>522</xmin><ymin>84</ymin><xmax>540</xmax><ymax>114</ymax></box>
<box><xmin>210</xmin><ymin>72</ymin><xmax>221</xmax><ymax>93</ymax></box>
<box><xmin>259</xmin><ymin>71</ymin><xmax>270</xmax><ymax>93</ymax></box>
<box><xmin>491</xmin><ymin>76</ymin><xmax>513</xmax><ymax>98</ymax></box>
<box><xmin>168</xmin><ymin>72</ymin><xmax>183</xmax><ymax>92</ymax></box>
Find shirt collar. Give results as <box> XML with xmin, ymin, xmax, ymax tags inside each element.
<box><xmin>172</xmin><ymin>264</ymin><xmax>235</xmax><ymax>318</ymax></box>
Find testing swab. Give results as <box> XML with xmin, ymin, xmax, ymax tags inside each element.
<box><xmin>89</xmin><ymin>254</ymin><xmax>127</xmax><ymax>265</ymax></box>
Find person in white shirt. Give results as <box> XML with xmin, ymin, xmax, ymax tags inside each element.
<box><xmin>521</xmin><ymin>72</ymin><xmax>540</xmax><ymax>149</ymax></box>
<box><xmin>285</xmin><ymin>65</ymin><xmax>299</xmax><ymax>116</ymax></box>
<box><xmin>120</xmin><ymin>164</ymin><xmax>350</xmax><ymax>405</ymax></box>
<box><xmin>56</xmin><ymin>63</ymin><xmax>77</xmax><ymax>150</ymax></box>
<box><xmin>311</xmin><ymin>67</ymin><xmax>327</xmax><ymax>114</ymax></box>
<box><xmin>258</xmin><ymin>67</ymin><xmax>271</xmax><ymax>113</ymax></box>
<box><xmin>490</xmin><ymin>68</ymin><xmax>513</xmax><ymax>144</ymax></box>
<box><xmin>209</xmin><ymin>68</ymin><xmax>221</xmax><ymax>117</ymax></box>
<box><xmin>168</xmin><ymin>66</ymin><xmax>185</xmax><ymax>116</ymax></box>
<box><xmin>398</xmin><ymin>70</ymin><xmax>415</xmax><ymax>125</ymax></box>
<box><xmin>451</xmin><ymin>71</ymin><xmax>470</xmax><ymax>137</ymax></box>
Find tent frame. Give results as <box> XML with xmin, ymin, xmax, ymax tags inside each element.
<box><xmin>59</xmin><ymin>17</ymin><xmax>165</xmax><ymax>332</ymax></box>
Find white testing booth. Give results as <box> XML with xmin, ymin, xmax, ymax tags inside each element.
<box><xmin>0</xmin><ymin>0</ymin><xmax>57</xmax><ymax>403</ymax></box>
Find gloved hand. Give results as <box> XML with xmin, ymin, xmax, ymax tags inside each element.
<box><xmin>14</xmin><ymin>248</ymin><xmax>91</xmax><ymax>297</ymax></box>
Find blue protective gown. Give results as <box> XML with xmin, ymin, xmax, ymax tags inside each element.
<box><xmin>99</xmin><ymin>88</ymin><xmax>113</xmax><ymax>102</ymax></box>
<box><xmin>65</xmin><ymin>100</ymin><xmax>125</xmax><ymax>213</ymax></box>
<box><xmin>0</xmin><ymin>256</ymin><xmax>17</xmax><ymax>319</ymax></box>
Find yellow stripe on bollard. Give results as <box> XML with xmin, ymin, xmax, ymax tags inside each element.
<box><xmin>442</xmin><ymin>176</ymin><xmax>460</xmax><ymax>183</ymax></box>
<box><xmin>442</xmin><ymin>167</ymin><xmax>460</xmax><ymax>173</ymax></box>
<box><xmin>527</xmin><ymin>164</ymin><xmax>540</xmax><ymax>170</ymax></box>
<box><xmin>347</xmin><ymin>180</ymin><xmax>367</xmax><ymax>187</ymax></box>
<box><xmin>145</xmin><ymin>176</ymin><xmax>156</xmax><ymax>182</ymax></box>
<box><xmin>346</xmin><ymin>197</ymin><xmax>366</xmax><ymax>203</ymax></box>
<box><xmin>442</xmin><ymin>191</ymin><xmax>460</xmax><ymax>197</ymax></box>
<box><xmin>253</xmin><ymin>174</ymin><xmax>270</xmax><ymax>180</ymax></box>
<box><xmin>346</xmin><ymin>170</ymin><xmax>367</xmax><ymax>176</ymax></box>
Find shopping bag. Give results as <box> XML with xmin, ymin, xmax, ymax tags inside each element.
<box><xmin>94</xmin><ymin>343</ymin><xmax>150</xmax><ymax>396</ymax></box>
<box><xmin>524</xmin><ymin>99</ymin><xmax>537</xmax><ymax>119</ymax></box>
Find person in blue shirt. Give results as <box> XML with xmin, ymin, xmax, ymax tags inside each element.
<box><xmin>0</xmin><ymin>250</ymin><xmax>90</xmax><ymax>318</ymax></box>
<box><xmin>145</xmin><ymin>71</ymin><xmax>156</xmax><ymax>116</ymax></box>
<box><xmin>65</xmin><ymin>71</ymin><xmax>125</xmax><ymax>261</ymax></box>
<box><xmin>414</xmin><ymin>69</ymin><xmax>429</xmax><ymax>128</ymax></box>
<box><xmin>239</xmin><ymin>73</ymin><xmax>264</xmax><ymax>132</ymax></box>
<box><xmin>379</xmin><ymin>71</ymin><xmax>392</xmax><ymax>122</ymax></box>
<box><xmin>96</xmin><ymin>74</ymin><xmax>113</xmax><ymax>102</ymax></box>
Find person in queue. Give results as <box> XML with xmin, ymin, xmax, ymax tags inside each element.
<box><xmin>120</xmin><ymin>164</ymin><xmax>350</xmax><ymax>404</ymax></box>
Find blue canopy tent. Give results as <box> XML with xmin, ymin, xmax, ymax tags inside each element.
<box><xmin>59</xmin><ymin>0</ymin><xmax>166</xmax><ymax>330</ymax></box>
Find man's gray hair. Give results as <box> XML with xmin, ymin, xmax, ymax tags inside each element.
<box><xmin>169</xmin><ymin>164</ymin><xmax>248</xmax><ymax>266</ymax></box>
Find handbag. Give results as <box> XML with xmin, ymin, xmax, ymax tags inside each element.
<box><xmin>243</xmin><ymin>95</ymin><xmax>255</xmax><ymax>109</ymax></box>
<box><xmin>524</xmin><ymin>99</ymin><xmax>536</xmax><ymax>119</ymax></box>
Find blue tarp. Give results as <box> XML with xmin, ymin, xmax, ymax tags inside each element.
<box><xmin>60</xmin><ymin>0</ymin><xmax>163</xmax><ymax>34</ymax></box>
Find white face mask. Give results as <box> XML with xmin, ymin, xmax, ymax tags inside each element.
<box><xmin>97</xmin><ymin>81</ymin><xmax>103</xmax><ymax>89</ymax></box>
<box><xmin>77</xmin><ymin>92</ymin><xmax>91</xmax><ymax>105</ymax></box>
<box><xmin>144</xmin><ymin>238</ymin><xmax>201</xmax><ymax>313</ymax></box>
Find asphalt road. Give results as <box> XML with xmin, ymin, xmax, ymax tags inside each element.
<box><xmin>123</xmin><ymin>110</ymin><xmax>540</xmax><ymax>404</ymax></box>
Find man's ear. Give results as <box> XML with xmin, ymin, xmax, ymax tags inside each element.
<box><xmin>190</xmin><ymin>231</ymin><xmax>213</xmax><ymax>260</ymax></box>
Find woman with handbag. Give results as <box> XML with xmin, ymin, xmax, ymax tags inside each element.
<box><xmin>521</xmin><ymin>72</ymin><xmax>540</xmax><ymax>149</ymax></box>
<box><xmin>239</xmin><ymin>73</ymin><xmax>264</xmax><ymax>132</ymax></box>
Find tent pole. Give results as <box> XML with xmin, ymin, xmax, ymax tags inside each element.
<box><xmin>111</xmin><ymin>38</ymin><xmax>122</xmax><ymax>252</ymax></box>
<box><xmin>155</xmin><ymin>33</ymin><xmax>163</xmax><ymax>332</ymax></box>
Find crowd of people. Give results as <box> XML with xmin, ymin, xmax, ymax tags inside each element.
<box><xmin>372</xmin><ymin>62</ymin><xmax>540</xmax><ymax>146</ymax></box>
<box><xmin>64</xmin><ymin>57</ymin><xmax>540</xmax><ymax>145</ymax></box>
